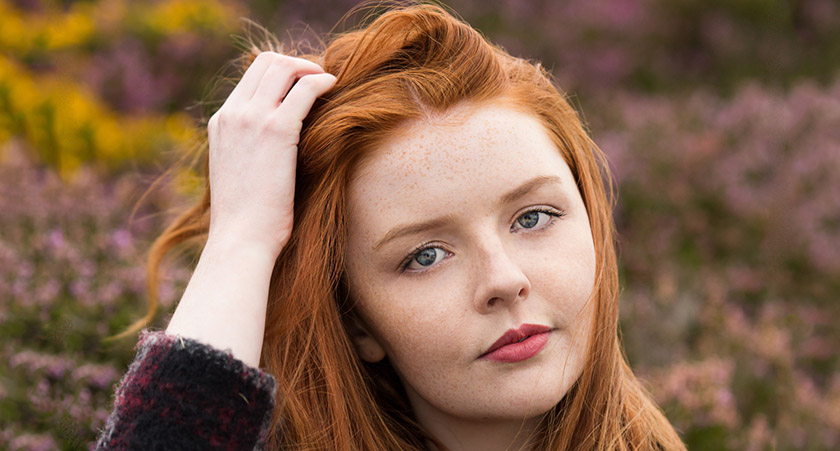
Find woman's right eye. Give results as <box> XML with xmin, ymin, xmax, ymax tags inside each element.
<box><xmin>401</xmin><ymin>246</ymin><xmax>447</xmax><ymax>273</ymax></box>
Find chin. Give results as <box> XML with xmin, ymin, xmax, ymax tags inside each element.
<box><xmin>445</xmin><ymin>381</ymin><xmax>569</xmax><ymax>423</ymax></box>
<box><xmin>499</xmin><ymin>385</ymin><xmax>567</xmax><ymax>419</ymax></box>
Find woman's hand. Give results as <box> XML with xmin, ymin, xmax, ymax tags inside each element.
<box><xmin>205</xmin><ymin>51</ymin><xmax>336</xmax><ymax>257</ymax></box>
<box><xmin>165</xmin><ymin>53</ymin><xmax>335</xmax><ymax>366</ymax></box>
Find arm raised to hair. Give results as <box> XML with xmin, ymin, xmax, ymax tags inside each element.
<box><xmin>166</xmin><ymin>52</ymin><xmax>336</xmax><ymax>368</ymax></box>
<box><xmin>164</xmin><ymin>237</ymin><xmax>278</xmax><ymax>368</ymax></box>
<box><xmin>96</xmin><ymin>52</ymin><xmax>336</xmax><ymax>449</ymax></box>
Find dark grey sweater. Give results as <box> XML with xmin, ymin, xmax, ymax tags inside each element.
<box><xmin>95</xmin><ymin>329</ymin><xmax>277</xmax><ymax>450</ymax></box>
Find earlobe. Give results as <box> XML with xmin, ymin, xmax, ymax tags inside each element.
<box><xmin>347</xmin><ymin>316</ymin><xmax>387</xmax><ymax>363</ymax></box>
<box><xmin>355</xmin><ymin>334</ymin><xmax>387</xmax><ymax>363</ymax></box>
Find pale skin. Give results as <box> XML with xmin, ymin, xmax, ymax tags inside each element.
<box><xmin>165</xmin><ymin>52</ymin><xmax>336</xmax><ymax>367</ymax></box>
<box><xmin>344</xmin><ymin>104</ymin><xmax>596</xmax><ymax>450</ymax></box>
<box><xmin>165</xmin><ymin>53</ymin><xmax>597</xmax><ymax>450</ymax></box>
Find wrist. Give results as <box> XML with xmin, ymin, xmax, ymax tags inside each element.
<box><xmin>203</xmin><ymin>234</ymin><xmax>282</xmax><ymax>264</ymax></box>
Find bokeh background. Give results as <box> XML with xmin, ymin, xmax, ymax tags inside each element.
<box><xmin>1</xmin><ymin>0</ymin><xmax>838</xmax><ymax>449</ymax></box>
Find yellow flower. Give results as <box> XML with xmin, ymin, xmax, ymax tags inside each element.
<box><xmin>0</xmin><ymin>3</ymin><xmax>31</xmax><ymax>54</ymax></box>
<box><xmin>140</xmin><ymin>0</ymin><xmax>241</xmax><ymax>35</ymax></box>
<box><xmin>0</xmin><ymin>0</ymin><xmax>231</xmax><ymax>179</ymax></box>
<box><xmin>0</xmin><ymin>56</ymin><xmax>41</xmax><ymax>113</ymax></box>
<box><xmin>173</xmin><ymin>166</ymin><xmax>204</xmax><ymax>198</ymax></box>
<box><xmin>94</xmin><ymin>119</ymin><xmax>126</xmax><ymax>163</ymax></box>
<box><xmin>43</xmin><ymin>4</ymin><xmax>96</xmax><ymax>50</ymax></box>
<box><xmin>165</xmin><ymin>113</ymin><xmax>198</xmax><ymax>146</ymax></box>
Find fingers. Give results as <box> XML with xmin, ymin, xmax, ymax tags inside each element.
<box><xmin>278</xmin><ymin>72</ymin><xmax>337</xmax><ymax>121</ymax></box>
<box><xmin>251</xmin><ymin>55</ymin><xmax>327</xmax><ymax>110</ymax></box>
<box><xmin>216</xmin><ymin>51</ymin><xmax>336</xmax><ymax>135</ymax></box>
<box><xmin>225</xmin><ymin>52</ymin><xmax>276</xmax><ymax>106</ymax></box>
<box><xmin>226</xmin><ymin>52</ymin><xmax>327</xmax><ymax>108</ymax></box>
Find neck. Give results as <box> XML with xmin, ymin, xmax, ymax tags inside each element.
<box><xmin>416</xmin><ymin>407</ymin><xmax>542</xmax><ymax>451</ymax></box>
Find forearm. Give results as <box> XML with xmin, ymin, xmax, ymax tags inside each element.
<box><xmin>165</xmin><ymin>237</ymin><xmax>277</xmax><ymax>368</ymax></box>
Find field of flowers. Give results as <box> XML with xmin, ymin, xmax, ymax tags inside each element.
<box><xmin>1</xmin><ymin>0</ymin><xmax>838</xmax><ymax>449</ymax></box>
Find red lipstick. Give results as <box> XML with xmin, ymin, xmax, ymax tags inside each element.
<box><xmin>479</xmin><ymin>323</ymin><xmax>551</xmax><ymax>363</ymax></box>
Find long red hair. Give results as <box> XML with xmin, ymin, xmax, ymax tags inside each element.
<box><xmin>115</xmin><ymin>3</ymin><xmax>686</xmax><ymax>449</ymax></box>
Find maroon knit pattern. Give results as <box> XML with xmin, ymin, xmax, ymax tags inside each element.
<box><xmin>95</xmin><ymin>329</ymin><xmax>277</xmax><ymax>450</ymax></box>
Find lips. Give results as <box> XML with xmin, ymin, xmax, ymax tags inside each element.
<box><xmin>479</xmin><ymin>323</ymin><xmax>552</xmax><ymax>362</ymax></box>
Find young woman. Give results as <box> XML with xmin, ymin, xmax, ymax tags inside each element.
<box><xmin>96</xmin><ymin>3</ymin><xmax>686</xmax><ymax>450</ymax></box>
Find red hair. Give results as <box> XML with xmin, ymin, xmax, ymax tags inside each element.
<box><xmin>116</xmin><ymin>3</ymin><xmax>686</xmax><ymax>449</ymax></box>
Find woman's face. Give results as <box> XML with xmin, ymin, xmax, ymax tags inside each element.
<box><xmin>344</xmin><ymin>103</ymin><xmax>597</xmax><ymax>430</ymax></box>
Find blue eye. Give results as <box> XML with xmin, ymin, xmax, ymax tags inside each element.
<box><xmin>517</xmin><ymin>211</ymin><xmax>541</xmax><ymax>228</ymax></box>
<box><xmin>512</xmin><ymin>208</ymin><xmax>563</xmax><ymax>231</ymax></box>
<box><xmin>401</xmin><ymin>245</ymin><xmax>446</xmax><ymax>272</ymax></box>
<box><xmin>414</xmin><ymin>247</ymin><xmax>440</xmax><ymax>266</ymax></box>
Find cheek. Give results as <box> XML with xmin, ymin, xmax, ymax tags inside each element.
<box><xmin>565</xmin><ymin>248</ymin><xmax>597</xmax><ymax>316</ymax></box>
<box><xmin>533</xmin><ymin>230</ymin><xmax>597</xmax><ymax>316</ymax></box>
<box><xmin>561</xmin><ymin>238</ymin><xmax>598</xmax><ymax>364</ymax></box>
<box><xmin>353</xmin><ymin>278</ymin><xmax>473</xmax><ymax>375</ymax></box>
<box><xmin>366</xmin><ymin>297</ymin><xmax>466</xmax><ymax>359</ymax></box>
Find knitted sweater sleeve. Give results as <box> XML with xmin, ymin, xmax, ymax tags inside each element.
<box><xmin>95</xmin><ymin>329</ymin><xmax>277</xmax><ymax>450</ymax></box>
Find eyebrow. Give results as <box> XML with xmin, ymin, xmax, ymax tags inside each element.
<box><xmin>372</xmin><ymin>174</ymin><xmax>563</xmax><ymax>251</ymax></box>
<box><xmin>499</xmin><ymin>174</ymin><xmax>563</xmax><ymax>206</ymax></box>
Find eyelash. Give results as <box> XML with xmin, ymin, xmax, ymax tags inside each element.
<box><xmin>398</xmin><ymin>207</ymin><xmax>566</xmax><ymax>274</ymax></box>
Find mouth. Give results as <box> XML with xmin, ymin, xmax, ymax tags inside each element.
<box><xmin>479</xmin><ymin>323</ymin><xmax>552</xmax><ymax>363</ymax></box>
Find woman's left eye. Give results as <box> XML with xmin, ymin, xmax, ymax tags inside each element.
<box><xmin>511</xmin><ymin>208</ymin><xmax>564</xmax><ymax>231</ymax></box>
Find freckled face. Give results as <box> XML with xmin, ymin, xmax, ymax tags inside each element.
<box><xmin>344</xmin><ymin>104</ymin><xmax>597</xmax><ymax>424</ymax></box>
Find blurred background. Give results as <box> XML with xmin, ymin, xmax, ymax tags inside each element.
<box><xmin>1</xmin><ymin>0</ymin><xmax>838</xmax><ymax>449</ymax></box>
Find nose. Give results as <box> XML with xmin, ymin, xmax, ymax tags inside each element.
<box><xmin>472</xmin><ymin>237</ymin><xmax>531</xmax><ymax>314</ymax></box>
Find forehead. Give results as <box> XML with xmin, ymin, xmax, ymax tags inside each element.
<box><xmin>346</xmin><ymin>104</ymin><xmax>574</xmax><ymax>237</ymax></box>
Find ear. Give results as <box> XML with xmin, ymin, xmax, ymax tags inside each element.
<box><xmin>346</xmin><ymin>315</ymin><xmax>386</xmax><ymax>363</ymax></box>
